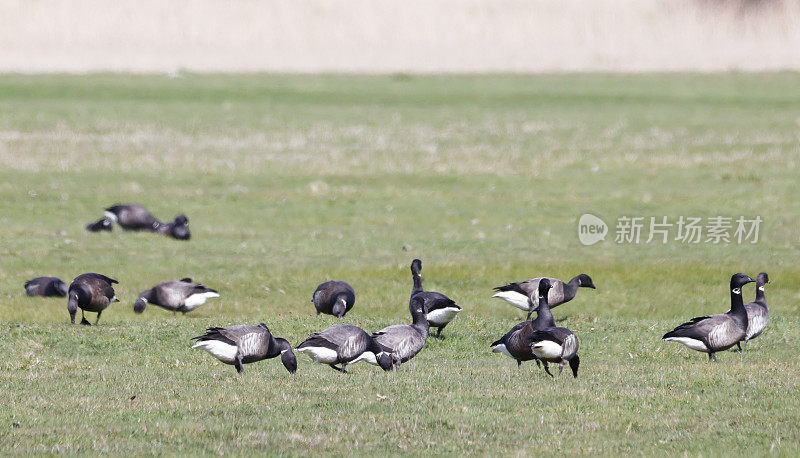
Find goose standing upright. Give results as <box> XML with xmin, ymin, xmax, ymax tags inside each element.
<box><xmin>409</xmin><ymin>259</ymin><xmax>461</xmax><ymax>337</ymax></box>
<box><xmin>134</xmin><ymin>278</ymin><xmax>219</xmax><ymax>314</ymax></box>
<box><xmin>737</xmin><ymin>272</ymin><xmax>770</xmax><ymax>350</ymax></box>
<box><xmin>371</xmin><ymin>295</ymin><xmax>429</xmax><ymax>369</ymax></box>
<box><xmin>67</xmin><ymin>273</ymin><xmax>119</xmax><ymax>325</ymax></box>
<box><xmin>104</xmin><ymin>204</ymin><xmax>162</xmax><ymax>231</ymax></box>
<box><xmin>25</xmin><ymin>276</ymin><xmax>68</xmax><ymax>297</ymax></box>
<box><xmin>663</xmin><ymin>273</ymin><xmax>755</xmax><ymax>361</ymax></box>
<box><xmin>491</xmin><ymin>279</ymin><xmax>556</xmax><ymax>368</ymax></box>
<box><xmin>524</xmin><ymin>278</ymin><xmax>581</xmax><ymax>378</ymax></box>
<box><xmin>492</xmin><ymin>274</ymin><xmax>595</xmax><ymax>320</ymax></box>
<box><xmin>312</xmin><ymin>281</ymin><xmax>355</xmax><ymax>318</ymax></box>
<box><xmin>296</xmin><ymin>324</ymin><xmax>393</xmax><ymax>373</ymax></box>
<box><xmin>192</xmin><ymin>323</ymin><xmax>297</xmax><ymax>374</ymax></box>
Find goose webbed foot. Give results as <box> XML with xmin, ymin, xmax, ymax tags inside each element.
<box><xmin>329</xmin><ymin>364</ymin><xmax>348</xmax><ymax>373</ymax></box>
<box><xmin>80</xmin><ymin>317</ymin><xmax>91</xmax><ymax>326</ymax></box>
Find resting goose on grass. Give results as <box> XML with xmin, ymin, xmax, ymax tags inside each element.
<box><xmin>737</xmin><ymin>272</ymin><xmax>770</xmax><ymax>350</ymax></box>
<box><xmin>133</xmin><ymin>278</ymin><xmax>219</xmax><ymax>314</ymax></box>
<box><xmin>192</xmin><ymin>323</ymin><xmax>297</xmax><ymax>374</ymax></box>
<box><xmin>312</xmin><ymin>281</ymin><xmax>355</xmax><ymax>318</ymax></box>
<box><xmin>67</xmin><ymin>273</ymin><xmax>119</xmax><ymax>325</ymax></box>
<box><xmin>370</xmin><ymin>295</ymin><xmax>429</xmax><ymax>369</ymax></box>
<box><xmin>493</xmin><ymin>274</ymin><xmax>595</xmax><ymax>320</ymax></box>
<box><xmin>104</xmin><ymin>204</ymin><xmax>162</xmax><ymax>231</ymax></box>
<box><xmin>296</xmin><ymin>324</ymin><xmax>393</xmax><ymax>373</ymax></box>
<box><xmin>663</xmin><ymin>273</ymin><xmax>755</xmax><ymax>361</ymax></box>
<box><xmin>410</xmin><ymin>259</ymin><xmax>461</xmax><ymax>337</ymax></box>
<box><xmin>491</xmin><ymin>278</ymin><xmax>556</xmax><ymax>368</ymax></box>
<box><xmin>25</xmin><ymin>276</ymin><xmax>68</xmax><ymax>297</ymax></box>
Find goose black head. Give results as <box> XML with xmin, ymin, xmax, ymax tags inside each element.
<box><xmin>410</xmin><ymin>295</ymin><xmax>426</xmax><ymax>316</ymax></box>
<box><xmin>411</xmin><ymin>259</ymin><xmax>422</xmax><ymax>275</ymax></box>
<box><xmin>67</xmin><ymin>292</ymin><xmax>79</xmax><ymax>323</ymax></box>
<box><xmin>277</xmin><ymin>339</ymin><xmax>298</xmax><ymax>374</ymax></box>
<box><xmin>757</xmin><ymin>272</ymin><xmax>770</xmax><ymax>285</ymax></box>
<box><xmin>168</xmin><ymin>215</ymin><xmax>191</xmax><ymax>240</ymax></box>
<box><xmin>538</xmin><ymin>278</ymin><xmax>553</xmax><ymax>302</ymax></box>
<box><xmin>332</xmin><ymin>295</ymin><xmax>348</xmax><ymax>318</ymax></box>
<box><xmin>133</xmin><ymin>296</ymin><xmax>147</xmax><ymax>314</ymax></box>
<box><xmin>577</xmin><ymin>274</ymin><xmax>596</xmax><ymax>289</ymax></box>
<box><xmin>376</xmin><ymin>351</ymin><xmax>394</xmax><ymax>371</ymax></box>
<box><xmin>730</xmin><ymin>273</ymin><xmax>755</xmax><ymax>293</ymax></box>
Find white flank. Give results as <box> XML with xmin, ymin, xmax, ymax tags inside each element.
<box><xmin>349</xmin><ymin>351</ymin><xmax>378</xmax><ymax>366</ymax></box>
<box><xmin>192</xmin><ymin>340</ymin><xmax>237</xmax><ymax>364</ymax></box>
<box><xmin>491</xmin><ymin>291</ymin><xmax>530</xmax><ymax>311</ymax></box>
<box><xmin>491</xmin><ymin>343</ymin><xmax>513</xmax><ymax>358</ymax></box>
<box><xmin>103</xmin><ymin>211</ymin><xmax>118</xmax><ymax>223</ymax></box>
<box><xmin>183</xmin><ymin>291</ymin><xmax>220</xmax><ymax>310</ymax></box>
<box><xmin>664</xmin><ymin>337</ymin><xmax>709</xmax><ymax>352</ymax></box>
<box><xmin>296</xmin><ymin>346</ymin><xmax>338</xmax><ymax>364</ymax></box>
<box><xmin>532</xmin><ymin>340</ymin><xmax>563</xmax><ymax>360</ymax></box>
<box><xmin>427</xmin><ymin>307</ymin><xmax>461</xmax><ymax>325</ymax></box>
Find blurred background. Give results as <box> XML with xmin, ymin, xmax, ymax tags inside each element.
<box><xmin>2</xmin><ymin>0</ymin><xmax>799</xmax><ymax>73</ymax></box>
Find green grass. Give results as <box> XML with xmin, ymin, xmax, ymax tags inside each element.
<box><xmin>1</xmin><ymin>73</ymin><xmax>799</xmax><ymax>455</ymax></box>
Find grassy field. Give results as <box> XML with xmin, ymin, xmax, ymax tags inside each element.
<box><xmin>1</xmin><ymin>73</ymin><xmax>799</xmax><ymax>455</ymax></box>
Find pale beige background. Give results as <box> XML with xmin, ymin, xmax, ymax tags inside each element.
<box><xmin>1</xmin><ymin>0</ymin><xmax>798</xmax><ymax>73</ymax></box>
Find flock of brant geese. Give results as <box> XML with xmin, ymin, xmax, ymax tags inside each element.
<box><xmin>25</xmin><ymin>204</ymin><xmax>772</xmax><ymax>376</ymax></box>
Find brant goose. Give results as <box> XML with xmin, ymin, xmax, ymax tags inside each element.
<box><xmin>296</xmin><ymin>324</ymin><xmax>393</xmax><ymax>373</ymax></box>
<box><xmin>370</xmin><ymin>295</ymin><xmax>429</xmax><ymax>369</ymax></box>
<box><xmin>192</xmin><ymin>323</ymin><xmax>297</xmax><ymax>374</ymax></box>
<box><xmin>85</xmin><ymin>218</ymin><xmax>112</xmax><ymax>232</ymax></box>
<box><xmin>157</xmin><ymin>215</ymin><xmax>191</xmax><ymax>240</ymax></box>
<box><xmin>133</xmin><ymin>278</ymin><xmax>219</xmax><ymax>314</ymax></box>
<box><xmin>104</xmin><ymin>204</ymin><xmax>162</xmax><ymax>231</ymax></box>
<box><xmin>738</xmin><ymin>272</ymin><xmax>770</xmax><ymax>350</ymax></box>
<box><xmin>493</xmin><ymin>274</ymin><xmax>595</xmax><ymax>320</ymax></box>
<box><xmin>67</xmin><ymin>273</ymin><xmax>119</xmax><ymax>325</ymax></box>
<box><xmin>663</xmin><ymin>273</ymin><xmax>755</xmax><ymax>361</ymax></box>
<box><xmin>312</xmin><ymin>281</ymin><xmax>355</xmax><ymax>318</ymax></box>
<box><xmin>529</xmin><ymin>326</ymin><xmax>581</xmax><ymax>378</ymax></box>
<box><xmin>491</xmin><ymin>279</ymin><xmax>557</xmax><ymax>368</ymax></box>
<box><xmin>410</xmin><ymin>259</ymin><xmax>461</xmax><ymax>337</ymax></box>
<box><xmin>24</xmin><ymin>276</ymin><xmax>68</xmax><ymax>297</ymax></box>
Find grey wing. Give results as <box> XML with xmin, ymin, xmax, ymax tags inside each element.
<box><xmin>527</xmin><ymin>277</ymin><xmax>565</xmax><ymax>309</ymax></box>
<box><xmin>373</xmin><ymin>325</ymin><xmax>419</xmax><ymax>361</ymax></box>
<box><xmin>220</xmin><ymin>325</ymin><xmax>269</xmax><ymax>356</ymax></box>
<box><xmin>560</xmin><ymin>332</ymin><xmax>579</xmax><ymax>360</ymax></box>
<box><xmin>155</xmin><ymin>282</ymin><xmax>188</xmax><ymax>307</ymax></box>
<box><xmin>745</xmin><ymin>304</ymin><xmax>768</xmax><ymax>340</ymax></box>
<box><xmin>704</xmin><ymin>316</ymin><xmax>744</xmax><ymax>349</ymax></box>
<box><xmin>338</xmin><ymin>334</ymin><xmax>366</xmax><ymax>362</ymax></box>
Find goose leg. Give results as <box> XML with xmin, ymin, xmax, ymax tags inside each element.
<box><xmin>329</xmin><ymin>364</ymin><xmax>347</xmax><ymax>373</ymax></box>
<box><xmin>736</xmin><ymin>342</ymin><xmax>742</xmax><ymax>352</ymax></box>
<box><xmin>80</xmin><ymin>310</ymin><xmax>91</xmax><ymax>326</ymax></box>
<box><xmin>436</xmin><ymin>327</ymin><xmax>443</xmax><ymax>337</ymax></box>
<box><xmin>534</xmin><ymin>358</ymin><xmax>541</xmax><ymax>368</ymax></box>
<box><xmin>543</xmin><ymin>362</ymin><xmax>554</xmax><ymax>378</ymax></box>
<box><xmin>708</xmin><ymin>352</ymin><xmax>717</xmax><ymax>362</ymax></box>
<box><xmin>235</xmin><ymin>356</ymin><xmax>244</xmax><ymax>374</ymax></box>
<box><xmin>517</xmin><ymin>360</ymin><xmax>522</xmax><ymax>369</ymax></box>
<box><xmin>526</xmin><ymin>309</ymin><xmax>533</xmax><ymax>321</ymax></box>
<box><xmin>94</xmin><ymin>311</ymin><xmax>102</xmax><ymax>325</ymax></box>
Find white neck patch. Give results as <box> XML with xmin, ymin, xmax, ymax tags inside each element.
<box><xmin>758</xmin><ymin>286</ymin><xmax>765</xmax><ymax>291</ymax></box>
<box><xmin>732</xmin><ymin>287</ymin><xmax>741</xmax><ymax>295</ymax></box>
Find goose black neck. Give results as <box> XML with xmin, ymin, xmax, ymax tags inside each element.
<box><xmin>729</xmin><ymin>287</ymin><xmax>747</xmax><ymax>319</ymax></box>
<box><xmin>755</xmin><ymin>280</ymin><xmax>767</xmax><ymax>306</ymax></box>
<box><xmin>564</xmin><ymin>276</ymin><xmax>581</xmax><ymax>301</ymax></box>
<box><xmin>411</xmin><ymin>263</ymin><xmax>423</xmax><ymax>294</ymax></box>
<box><xmin>532</xmin><ymin>295</ymin><xmax>555</xmax><ymax>330</ymax></box>
<box><xmin>270</xmin><ymin>338</ymin><xmax>292</xmax><ymax>358</ymax></box>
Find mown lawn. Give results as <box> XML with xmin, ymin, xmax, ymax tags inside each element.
<box><xmin>1</xmin><ymin>73</ymin><xmax>799</xmax><ymax>455</ymax></box>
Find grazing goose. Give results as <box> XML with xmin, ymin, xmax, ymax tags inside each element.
<box><xmin>663</xmin><ymin>273</ymin><xmax>755</xmax><ymax>361</ymax></box>
<box><xmin>192</xmin><ymin>323</ymin><xmax>297</xmax><ymax>374</ymax></box>
<box><xmin>312</xmin><ymin>281</ymin><xmax>355</xmax><ymax>318</ymax></box>
<box><xmin>25</xmin><ymin>276</ymin><xmax>68</xmax><ymax>297</ymax></box>
<box><xmin>491</xmin><ymin>279</ymin><xmax>556</xmax><ymax>368</ymax></box>
<box><xmin>738</xmin><ymin>272</ymin><xmax>770</xmax><ymax>350</ymax></box>
<box><xmin>85</xmin><ymin>218</ymin><xmax>112</xmax><ymax>232</ymax></box>
<box><xmin>67</xmin><ymin>273</ymin><xmax>119</xmax><ymax>325</ymax></box>
<box><xmin>133</xmin><ymin>278</ymin><xmax>219</xmax><ymax>314</ymax></box>
<box><xmin>370</xmin><ymin>295</ymin><xmax>429</xmax><ymax>369</ymax></box>
<box><xmin>157</xmin><ymin>214</ymin><xmax>191</xmax><ymax>240</ymax></box>
<box><xmin>104</xmin><ymin>204</ymin><xmax>161</xmax><ymax>231</ymax></box>
<box><xmin>493</xmin><ymin>274</ymin><xmax>595</xmax><ymax>320</ymax></box>
<box><xmin>296</xmin><ymin>324</ymin><xmax>393</xmax><ymax>373</ymax></box>
<box><xmin>410</xmin><ymin>259</ymin><xmax>462</xmax><ymax>337</ymax></box>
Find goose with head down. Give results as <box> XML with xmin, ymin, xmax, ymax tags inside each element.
<box><xmin>192</xmin><ymin>323</ymin><xmax>297</xmax><ymax>374</ymax></box>
<box><xmin>134</xmin><ymin>278</ymin><xmax>219</xmax><ymax>314</ymax></box>
<box><xmin>312</xmin><ymin>281</ymin><xmax>355</xmax><ymax>318</ymax></box>
<box><xmin>67</xmin><ymin>273</ymin><xmax>119</xmax><ymax>325</ymax></box>
<box><xmin>296</xmin><ymin>324</ymin><xmax>393</xmax><ymax>373</ymax></box>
